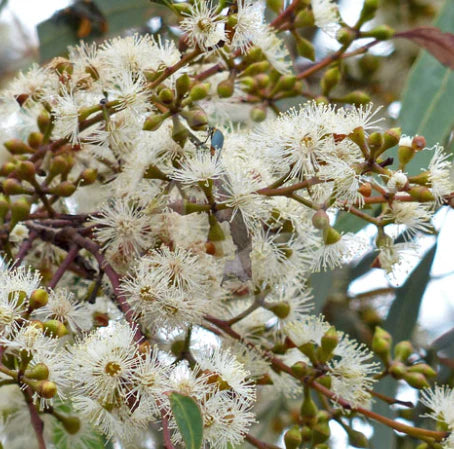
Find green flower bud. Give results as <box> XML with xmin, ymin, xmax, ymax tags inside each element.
<box><xmin>172</xmin><ymin>117</ymin><xmax>189</xmax><ymax>147</ymax></box>
<box><xmin>4</xmin><ymin>139</ymin><xmax>34</xmax><ymax>155</ymax></box>
<box><xmin>11</xmin><ymin>197</ymin><xmax>31</xmax><ymax>227</ymax></box>
<box><xmin>143</xmin><ymin>113</ymin><xmax>166</xmax><ymax>131</ymax></box>
<box><xmin>37</xmin><ymin>110</ymin><xmax>51</xmax><ymax>133</ymax></box>
<box><xmin>171</xmin><ymin>339</ymin><xmax>185</xmax><ymax>357</ymax></box>
<box><xmin>312</xmin><ymin>422</ymin><xmax>330</xmax><ymax>444</ymax></box>
<box><xmin>267</xmin><ymin>0</ymin><xmax>284</xmax><ymax>14</ymax></box>
<box><xmin>372</xmin><ymin>326</ymin><xmax>392</xmax><ymax>359</ymax></box>
<box><xmin>408</xmin><ymin>186</ymin><xmax>435</xmax><ymax>202</ymax></box>
<box><xmin>49</xmin><ymin>155</ymin><xmax>69</xmax><ymax>178</ymax></box>
<box><xmin>284</xmin><ymin>425</ymin><xmax>302</xmax><ymax>449</ymax></box>
<box><xmin>321</xmin><ymin>326</ymin><xmax>339</xmax><ymax>355</ymax></box>
<box><xmin>255</xmin><ymin>73</ymin><xmax>271</xmax><ymax>89</ymax></box>
<box><xmin>79</xmin><ymin>168</ymin><xmax>98</xmax><ymax>186</ymax></box>
<box><xmin>1</xmin><ymin>162</ymin><xmax>17</xmax><ymax>176</ymax></box>
<box><xmin>276</xmin><ymin>75</ymin><xmax>297</xmax><ymax>92</ymax></box>
<box><xmin>182</xmin><ymin>107</ymin><xmax>209</xmax><ymax>131</ymax></box>
<box><xmin>389</xmin><ymin>361</ymin><xmax>407</xmax><ymax>379</ymax></box>
<box><xmin>242</xmin><ymin>61</ymin><xmax>270</xmax><ymax>76</ymax></box>
<box><xmin>359</xmin><ymin>54</ymin><xmax>380</xmax><ymax>77</ymax></box>
<box><xmin>296</xmin><ymin>35</ymin><xmax>315</xmax><ymax>61</ymax></box>
<box><xmin>29</xmin><ymin>289</ymin><xmax>49</xmax><ymax>310</ymax></box>
<box><xmin>0</xmin><ymin>194</ymin><xmax>9</xmax><ymax>221</ymax></box>
<box><xmin>382</xmin><ymin>127</ymin><xmax>401</xmax><ymax>150</ymax></box>
<box><xmin>3</xmin><ymin>179</ymin><xmax>32</xmax><ymax>196</ymax></box>
<box><xmin>367</xmin><ymin>132</ymin><xmax>383</xmax><ymax>151</ymax></box>
<box><xmin>404</xmin><ymin>372</ymin><xmax>430</xmax><ymax>389</ymax></box>
<box><xmin>27</xmin><ymin>132</ymin><xmax>43</xmax><ymax>149</ymax></box>
<box><xmin>407</xmin><ymin>363</ymin><xmax>437</xmax><ymax>378</ymax></box>
<box><xmin>347</xmin><ymin>428</ymin><xmax>369</xmax><ymax>448</ymax></box>
<box><xmin>58</xmin><ymin>415</ymin><xmax>81</xmax><ymax>435</ymax></box>
<box><xmin>43</xmin><ymin>319</ymin><xmax>68</xmax><ymax>338</ymax></box>
<box><xmin>217</xmin><ymin>78</ymin><xmax>235</xmax><ymax>98</ymax></box>
<box><xmin>208</xmin><ymin>214</ymin><xmax>226</xmax><ymax>242</ymax></box>
<box><xmin>321</xmin><ymin>67</ymin><xmax>341</xmax><ymax>95</ymax></box>
<box><xmin>301</xmin><ymin>389</ymin><xmax>317</xmax><ymax>418</ymax></box>
<box><xmin>176</xmin><ymin>73</ymin><xmax>191</xmax><ymax>98</ymax></box>
<box><xmin>250</xmin><ymin>106</ymin><xmax>267</xmax><ymax>122</ymax></box>
<box><xmin>173</xmin><ymin>2</ymin><xmax>191</xmax><ymax>14</ymax></box>
<box><xmin>366</xmin><ymin>25</ymin><xmax>395</xmax><ymax>41</ymax></box>
<box><xmin>159</xmin><ymin>88</ymin><xmax>175</xmax><ymax>105</ymax></box>
<box><xmin>240</xmin><ymin>76</ymin><xmax>257</xmax><ymax>93</ymax></box>
<box><xmin>359</xmin><ymin>0</ymin><xmax>378</xmax><ymax>24</ymax></box>
<box><xmin>317</xmin><ymin>375</ymin><xmax>332</xmax><ymax>389</ymax></box>
<box><xmin>37</xmin><ymin>380</ymin><xmax>57</xmax><ymax>398</ymax></box>
<box><xmin>17</xmin><ymin>161</ymin><xmax>36</xmax><ymax>181</ymax></box>
<box><xmin>291</xmin><ymin>361</ymin><xmax>308</xmax><ymax>378</ymax></box>
<box><xmin>294</xmin><ymin>9</ymin><xmax>314</xmax><ymax>27</ymax></box>
<box><xmin>25</xmin><ymin>362</ymin><xmax>49</xmax><ymax>380</ymax></box>
<box><xmin>301</xmin><ymin>426</ymin><xmax>312</xmax><ymax>442</ymax></box>
<box><xmin>338</xmin><ymin>90</ymin><xmax>371</xmax><ymax>106</ymax></box>
<box><xmin>394</xmin><ymin>341</ymin><xmax>413</xmax><ymax>361</ymax></box>
<box><xmin>337</xmin><ymin>27</ymin><xmax>356</xmax><ymax>45</ymax></box>
<box><xmin>49</xmin><ymin>181</ymin><xmax>76</xmax><ymax>197</ymax></box>
<box><xmin>189</xmin><ymin>82</ymin><xmax>211</xmax><ymax>101</ymax></box>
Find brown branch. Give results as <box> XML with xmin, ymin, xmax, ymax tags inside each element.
<box><xmin>22</xmin><ymin>387</ymin><xmax>47</xmax><ymax>449</ymax></box>
<box><xmin>12</xmin><ymin>230</ymin><xmax>37</xmax><ymax>268</ymax></box>
<box><xmin>48</xmin><ymin>245</ymin><xmax>79</xmax><ymax>289</ymax></box>
<box><xmin>245</xmin><ymin>433</ymin><xmax>281</xmax><ymax>449</ymax></box>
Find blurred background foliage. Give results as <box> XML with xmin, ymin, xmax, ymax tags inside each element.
<box><xmin>0</xmin><ymin>1</ymin><xmax>453</xmax><ymax>448</ymax></box>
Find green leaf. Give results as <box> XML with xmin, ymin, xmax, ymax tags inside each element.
<box><xmin>169</xmin><ymin>392</ymin><xmax>203</xmax><ymax>449</ymax></box>
<box><xmin>384</xmin><ymin>243</ymin><xmax>437</xmax><ymax>343</ymax></box>
<box><xmin>397</xmin><ymin>0</ymin><xmax>454</xmax><ymax>175</ymax></box>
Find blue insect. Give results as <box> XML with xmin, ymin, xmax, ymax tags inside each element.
<box><xmin>209</xmin><ymin>127</ymin><xmax>224</xmax><ymax>158</ymax></box>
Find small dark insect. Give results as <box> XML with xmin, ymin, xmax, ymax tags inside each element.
<box><xmin>209</xmin><ymin>127</ymin><xmax>224</xmax><ymax>158</ymax></box>
<box><xmin>379</xmin><ymin>157</ymin><xmax>394</xmax><ymax>168</ymax></box>
<box><xmin>52</xmin><ymin>0</ymin><xmax>107</xmax><ymax>39</ymax></box>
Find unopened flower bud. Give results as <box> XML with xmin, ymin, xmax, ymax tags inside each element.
<box><xmin>291</xmin><ymin>361</ymin><xmax>308</xmax><ymax>378</ymax></box>
<box><xmin>372</xmin><ymin>326</ymin><xmax>392</xmax><ymax>358</ymax></box>
<box><xmin>368</xmin><ymin>132</ymin><xmax>383</xmax><ymax>151</ymax></box>
<box><xmin>394</xmin><ymin>340</ymin><xmax>413</xmax><ymax>361</ymax></box>
<box><xmin>240</xmin><ymin>76</ymin><xmax>257</xmax><ymax>93</ymax></box>
<box><xmin>189</xmin><ymin>82</ymin><xmax>210</xmax><ymax>101</ymax></box>
<box><xmin>49</xmin><ymin>155</ymin><xmax>69</xmax><ymax>178</ymax></box>
<box><xmin>37</xmin><ymin>380</ymin><xmax>58</xmax><ymax>398</ymax></box>
<box><xmin>412</xmin><ymin>135</ymin><xmax>426</xmax><ymax>151</ymax></box>
<box><xmin>407</xmin><ymin>363</ymin><xmax>437</xmax><ymax>378</ymax></box>
<box><xmin>359</xmin><ymin>0</ymin><xmax>378</xmax><ymax>23</ymax></box>
<box><xmin>398</xmin><ymin>143</ymin><xmax>415</xmax><ymax>166</ymax></box>
<box><xmin>358</xmin><ymin>182</ymin><xmax>372</xmax><ymax>197</ymax></box>
<box><xmin>339</xmin><ymin>90</ymin><xmax>371</xmax><ymax>105</ymax></box>
<box><xmin>176</xmin><ymin>73</ymin><xmax>191</xmax><ymax>98</ymax></box>
<box><xmin>50</xmin><ymin>181</ymin><xmax>76</xmax><ymax>197</ymax></box>
<box><xmin>295</xmin><ymin>35</ymin><xmax>315</xmax><ymax>60</ymax></box>
<box><xmin>250</xmin><ymin>106</ymin><xmax>267</xmax><ymax>122</ymax></box>
<box><xmin>182</xmin><ymin>107</ymin><xmax>209</xmax><ymax>131</ymax></box>
<box><xmin>159</xmin><ymin>87</ymin><xmax>175</xmax><ymax>105</ymax></box>
<box><xmin>79</xmin><ymin>168</ymin><xmax>98</xmax><ymax>186</ymax></box>
<box><xmin>267</xmin><ymin>0</ymin><xmax>284</xmax><ymax>14</ymax></box>
<box><xmin>312</xmin><ymin>422</ymin><xmax>330</xmax><ymax>444</ymax></box>
<box><xmin>382</xmin><ymin>127</ymin><xmax>401</xmax><ymax>150</ymax></box>
<box><xmin>173</xmin><ymin>2</ymin><xmax>191</xmax><ymax>14</ymax></box>
<box><xmin>255</xmin><ymin>73</ymin><xmax>270</xmax><ymax>89</ymax></box>
<box><xmin>301</xmin><ymin>389</ymin><xmax>317</xmax><ymax>418</ymax></box>
<box><xmin>37</xmin><ymin>110</ymin><xmax>51</xmax><ymax>133</ymax></box>
<box><xmin>389</xmin><ymin>361</ymin><xmax>407</xmax><ymax>379</ymax></box>
<box><xmin>321</xmin><ymin>67</ymin><xmax>341</xmax><ymax>95</ymax></box>
<box><xmin>217</xmin><ymin>78</ymin><xmax>235</xmax><ymax>98</ymax></box>
<box><xmin>58</xmin><ymin>415</ymin><xmax>81</xmax><ymax>435</ymax></box>
<box><xmin>27</xmin><ymin>132</ymin><xmax>43</xmax><ymax>149</ymax></box>
<box><xmin>1</xmin><ymin>162</ymin><xmax>17</xmax><ymax>176</ymax></box>
<box><xmin>4</xmin><ymin>139</ymin><xmax>34</xmax><ymax>155</ymax></box>
<box><xmin>347</xmin><ymin>428</ymin><xmax>369</xmax><ymax>448</ymax></box>
<box><xmin>11</xmin><ymin>197</ymin><xmax>31</xmax><ymax>227</ymax></box>
<box><xmin>294</xmin><ymin>9</ymin><xmax>314</xmax><ymax>27</ymax></box>
<box><xmin>366</xmin><ymin>25</ymin><xmax>395</xmax><ymax>40</ymax></box>
<box><xmin>25</xmin><ymin>362</ymin><xmax>49</xmax><ymax>380</ymax></box>
<box><xmin>301</xmin><ymin>426</ymin><xmax>312</xmax><ymax>442</ymax></box>
<box><xmin>17</xmin><ymin>161</ymin><xmax>36</xmax><ymax>181</ymax></box>
<box><xmin>0</xmin><ymin>194</ymin><xmax>9</xmax><ymax>221</ymax></box>
<box><xmin>43</xmin><ymin>319</ymin><xmax>68</xmax><ymax>338</ymax></box>
<box><xmin>408</xmin><ymin>186</ymin><xmax>435</xmax><ymax>202</ymax></box>
<box><xmin>317</xmin><ymin>375</ymin><xmax>332</xmax><ymax>389</ymax></box>
<box><xmin>404</xmin><ymin>372</ymin><xmax>429</xmax><ymax>389</ymax></box>
<box><xmin>171</xmin><ymin>118</ymin><xmax>189</xmax><ymax>147</ymax></box>
<box><xmin>143</xmin><ymin>113</ymin><xmax>166</xmax><ymax>131</ymax></box>
<box><xmin>243</xmin><ymin>61</ymin><xmax>270</xmax><ymax>76</ymax></box>
<box><xmin>336</xmin><ymin>27</ymin><xmax>356</xmax><ymax>45</ymax></box>
<box><xmin>284</xmin><ymin>426</ymin><xmax>302</xmax><ymax>449</ymax></box>
<box><xmin>321</xmin><ymin>326</ymin><xmax>339</xmax><ymax>355</ymax></box>
<box><xmin>29</xmin><ymin>289</ymin><xmax>49</xmax><ymax>310</ymax></box>
<box><xmin>276</xmin><ymin>75</ymin><xmax>297</xmax><ymax>92</ymax></box>
<box><xmin>312</xmin><ymin>210</ymin><xmax>330</xmax><ymax>229</ymax></box>
<box><xmin>3</xmin><ymin>179</ymin><xmax>31</xmax><ymax>196</ymax></box>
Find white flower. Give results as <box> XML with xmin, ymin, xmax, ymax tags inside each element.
<box><xmin>67</xmin><ymin>322</ymin><xmax>139</xmax><ymax>403</ymax></box>
<box><xmin>377</xmin><ymin>240</ymin><xmax>419</xmax><ymax>277</ymax></box>
<box><xmin>194</xmin><ymin>347</ymin><xmax>256</xmax><ymax>404</ymax></box>
<box><xmin>232</xmin><ymin>0</ymin><xmax>267</xmax><ymax>52</ymax></box>
<box><xmin>285</xmin><ymin>314</ymin><xmax>330</xmax><ymax>347</ymax></box>
<box><xmin>201</xmin><ymin>392</ymin><xmax>256</xmax><ymax>449</ymax></box>
<box><xmin>399</xmin><ymin>135</ymin><xmax>413</xmax><ymax>147</ymax></box>
<box><xmin>51</xmin><ymin>88</ymin><xmax>81</xmax><ymax>144</ymax></box>
<box><xmin>171</xmin><ymin>151</ymin><xmax>225</xmax><ymax>185</ymax></box>
<box><xmin>420</xmin><ymin>385</ymin><xmax>454</xmax><ymax>428</ymax></box>
<box><xmin>329</xmin><ymin>334</ymin><xmax>380</xmax><ymax>408</ymax></box>
<box><xmin>9</xmin><ymin>224</ymin><xmax>29</xmax><ymax>244</ymax></box>
<box><xmin>311</xmin><ymin>0</ymin><xmax>340</xmax><ymax>36</ymax></box>
<box><xmin>167</xmin><ymin>361</ymin><xmax>211</xmax><ymax>400</ymax></box>
<box><xmin>384</xmin><ymin>202</ymin><xmax>433</xmax><ymax>238</ymax></box>
<box><xmin>427</xmin><ymin>144</ymin><xmax>454</xmax><ymax>205</ymax></box>
<box><xmin>181</xmin><ymin>1</ymin><xmax>226</xmax><ymax>51</ymax></box>
<box><xmin>33</xmin><ymin>288</ymin><xmax>93</xmax><ymax>333</ymax></box>
<box><xmin>255</xmin><ymin>28</ymin><xmax>292</xmax><ymax>74</ymax></box>
<box><xmin>387</xmin><ymin>170</ymin><xmax>408</xmax><ymax>193</ymax></box>
<box><xmin>91</xmin><ymin>199</ymin><xmax>154</xmax><ymax>259</ymax></box>
<box><xmin>311</xmin><ymin>232</ymin><xmax>367</xmax><ymax>272</ymax></box>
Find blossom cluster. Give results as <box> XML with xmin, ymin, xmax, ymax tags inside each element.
<box><xmin>0</xmin><ymin>1</ymin><xmax>453</xmax><ymax>448</ymax></box>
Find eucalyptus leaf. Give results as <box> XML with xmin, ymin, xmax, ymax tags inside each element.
<box><xmin>169</xmin><ymin>392</ymin><xmax>203</xmax><ymax>449</ymax></box>
<box><xmin>397</xmin><ymin>0</ymin><xmax>454</xmax><ymax>175</ymax></box>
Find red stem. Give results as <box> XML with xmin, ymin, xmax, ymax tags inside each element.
<box><xmin>12</xmin><ymin>230</ymin><xmax>37</xmax><ymax>268</ymax></box>
<box><xmin>47</xmin><ymin>245</ymin><xmax>79</xmax><ymax>289</ymax></box>
<box><xmin>22</xmin><ymin>387</ymin><xmax>47</xmax><ymax>449</ymax></box>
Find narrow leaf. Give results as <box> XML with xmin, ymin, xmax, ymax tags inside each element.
<box><xmin>395</xmin><ymin>27</ymin><xmax>454</xmax><ymax>69</ymax></box>
<box><xmin>169</xmin><ymin>392</ymin><xmax>203</xmax><ymax>449</ymax></box>
<box><xmin>397</xmin><ymin>0</ymin><xmax>454</xmax><ymax>174</ymax></box>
